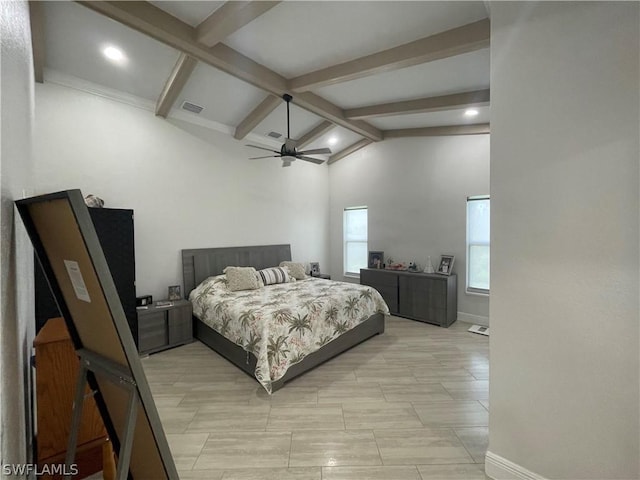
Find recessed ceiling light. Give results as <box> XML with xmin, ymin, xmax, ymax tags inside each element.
<box><xmin>464</xmin><ymin>109</ymin><xmax>479</xmax><ymax>117</ymax></box>
<box><xmin>103</xmin><ymin>45</ymin><xmax>125</xmax><ymax>63</ymax></box>
<box><xmin>328</xmin><ymin>136</ymin><xmax>338</xmax><ymax>145</ymax></box>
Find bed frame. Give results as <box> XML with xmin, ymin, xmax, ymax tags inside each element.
<box><xmin>181</xmin><ymin>244</ymin><xmax>385</xmax><ymax>392</ymax></box>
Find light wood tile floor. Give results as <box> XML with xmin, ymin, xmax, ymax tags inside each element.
<box><xmin>142</xmin><ymin>316</ymin><xmax>490</xmax><ymax>480</ymax></box>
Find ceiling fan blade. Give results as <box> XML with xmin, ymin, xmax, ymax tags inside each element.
<box><xmin>249</xmin><ymin>155</ymin><xmax>280</xmax><ymax>160</ymax></box>
<box><xmin>297</xmin><ymin>147</ymin><xmax>332</xmax><ymax>155</ymax></box>
<box><xmin>246</xmin><ymin>144</ymin><xmax>279</xmax><ymax>154</ymax></box>
<box><xmin>297</xmin><ymin>155</ymin><xmax>325</xmax><ymax>165</ymax></box>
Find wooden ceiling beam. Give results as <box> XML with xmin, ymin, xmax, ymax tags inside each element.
<box><xmin>328</xmin><ymin>139</ymin><xmax>372</xmax><ymax>165</ymax></box>
<box><xmin>29</xmin><ymin>1</ymin><xmax>45</xmax><ymax>83</ymax></box>
<box><xmin>155</xmin><ymin>53</ymin><xmax>198</xmax><ymax>118</ymax></box>
<box><xmin>78</xmin><ymin>2</ymin><xmax>287</xmax><ymax>93</ymax></box>
<box><xmin>196</xmin><ymin>1</ymin><xmax>281</xmax><ymax>47</ymax></box>
<box><xmin>234</xmin><ymin>94</ymin><xmax>281</xmax><ymax>140</ymax></box>
<box><xmin>290</xmin><ymin>18</ymin><xmax>490</xmax><ymax>93</ymax></box>
<box><xmin>295</xmin><ymin>120</ymin><xmax>334</xmax><ymax>149</ymax></box>
<box><xmin>383</xmin><ymin>123</ymin><xmax>490</xmax><ymax>138</ymax></box>
<box><xmin>156</xmin><ymin>2</ymin><xmax>279</xmax><ymax>119</ymax></box>
<box><xmin>294</xmin><ymin>92</ymin><xmax>382</xmax><ymax>141</ymax></box>
<box><xmin>77</xmin><ymin>1</ymin><xmax>383</xmax><ymax>141</ymax></box>
<box><xmin>345</xmin><ymin>89</ymin><xmax>490</xmax><ymax>120</ymax></box>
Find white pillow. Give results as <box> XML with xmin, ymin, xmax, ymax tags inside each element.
<box><xmin>279</xmin><ymin>261</ymin><xmax>306</xmax><ymax>280</ymax></box>
<box><xmin>223</xmin><ymin>266</ymin><xmax>262</xmax><ymax>291</ymax></box>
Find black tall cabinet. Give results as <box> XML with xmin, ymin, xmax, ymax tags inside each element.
<box><xmin>34</xmin><ymin>207</ymin><xmax>137</xmax><ymax>343</ymax></box>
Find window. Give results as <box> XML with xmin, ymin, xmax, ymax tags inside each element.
<box><xmin>344</xmin><ymin>207</ymin><xmax>368</xmax><ymax>276</ymax></box>
<box><xmin>467</xmin><ymin>196</ymin><xmax>490</xmax><ymax>294</ymax></box>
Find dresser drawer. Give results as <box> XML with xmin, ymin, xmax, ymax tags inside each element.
<box><xmin>360</xmin><ymin>269</ymin><xmax>398</xmax><ymax>288</ymax></box>
<box><xmin>138</xmin><ymin>311</ymin><xmax>168</xmax><ymax>352</ymax></box>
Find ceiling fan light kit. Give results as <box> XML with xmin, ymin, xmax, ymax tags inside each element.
<box><xmin>247</xmin><ymin>94</ymin><xmax>332</xmax><ymax>167</ymax></box>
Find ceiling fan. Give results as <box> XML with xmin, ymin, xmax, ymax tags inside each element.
<box><xmin>246</xmin><ymin>94</ymin><xmax>332</xmax><ymax>167</ymax></box>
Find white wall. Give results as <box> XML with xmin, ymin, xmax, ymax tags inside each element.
<box><xmin>34</xmin><ymin>81</ymin><xmax>330</xmax><ymax>301</ymax></box>
<box><xmin>329</xmin><ymin>135</ymin><xmax>490</xmax><ymax>322</ymax></box>
<box><xmin>488</xmin><ymin>3</ymin><xmax>639</xmax><ymax>479</ymax></box>
<box><xmin>1</xmin><ymin>0</ymin><xmax>36</xmax><ymax>467</ymax></box>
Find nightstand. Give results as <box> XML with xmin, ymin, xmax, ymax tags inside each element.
<box><xmin>137</xmin><ymin>299</ymin><xmax>192</xmax><ymax>354</ymax></box>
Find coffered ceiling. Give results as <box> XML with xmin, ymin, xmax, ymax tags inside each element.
<box><xmin>32</xmin><ymin>1</ymin><xmax>491</xmax><ymax>163</ymax></box>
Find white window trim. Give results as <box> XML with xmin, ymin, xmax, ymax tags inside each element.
<box><xmin>343</xmin><ymin>206</ymin><xmax>368</xmax><ymax>277</ymax></box>
<box><xmin>466</xmin><ymin>195</ymin><xmax>490</xmax><ymax>296</ymax></box>
<box><xmin>466</xmin><ymin>286</ymin><xmax>490</xmax><ymax>296</ymax></box>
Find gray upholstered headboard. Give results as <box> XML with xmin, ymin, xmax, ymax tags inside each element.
<box><xmin>181</xmin><ymin>244</ymin><xmax>292</xmax><ymax>298</ymax></box>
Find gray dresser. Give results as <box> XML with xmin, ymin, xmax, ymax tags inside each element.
<box><xmin>360</xmin><ymin>268</ymin><xmax>457</xmax><ymax>327</ymax></box>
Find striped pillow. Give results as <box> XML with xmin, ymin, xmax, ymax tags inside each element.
<box><xmin>258</xmin><ymin>267</ymin><xmax>290</xmax><ymax>285</ymax></box>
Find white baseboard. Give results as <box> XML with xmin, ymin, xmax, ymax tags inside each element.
<box><xmin>485</xmin><ymin>451</ymin><xmax>548</xmax><ymax>480</ymax></box>
<box><xmin>457</xmin><ymin>311</ymin><xmax>489</xmax><ymax>326</ymax></box>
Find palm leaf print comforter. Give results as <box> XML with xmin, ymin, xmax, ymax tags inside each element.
<box><xmin>189</xmin><ymin>275</ymin><xmax>389</xmax><ymax>393</ymax></box>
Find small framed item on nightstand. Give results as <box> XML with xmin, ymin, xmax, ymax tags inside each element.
<box><xmin>309</xmin><ymin>262</ymin><xmax>330</xmax><ymax>280</ymax></box>
<box><xmin>168</xmin><ymin>285</ymin><xmax>181</xmax><ymax>301</ymax></box>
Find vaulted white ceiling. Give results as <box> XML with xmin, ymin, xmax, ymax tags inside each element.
<box><xmin>35</xmin><ymin>1</ymin><xmax>491</xmax><ymax>164</ymax></box>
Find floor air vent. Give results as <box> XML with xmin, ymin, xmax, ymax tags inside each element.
<box><xmin>468</xmin><ymin>325</ymin><xmax>489</xmax><ymax>336</ymax></box>
<box><xmin>181</xmin><ymin>101</ymin><xmax>204</xmax><ymax>114</ymax></box>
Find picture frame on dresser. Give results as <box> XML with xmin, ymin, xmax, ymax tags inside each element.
<box><xmin>368</xmin><ymin>251</ymin><xmax>384</xmax><ymax>269</ymax></box>
<box><xmin>437</xmin><ymin>255</ymin><xmax>455</xmax><ymax>275</ymax></box>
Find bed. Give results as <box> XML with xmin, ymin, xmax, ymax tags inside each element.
<box><xmin>182</xmin><ymin>244</ymin><xmax>388</xmax><ymax>393</ymax></box>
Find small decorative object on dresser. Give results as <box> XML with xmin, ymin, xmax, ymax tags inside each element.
<box><xmin>386</xmin><ymin>261</ymin><xmax>407</xmax><ymax>271</ymax></box>
<box><xmin>437</xmin><ymin>255</ymin><xmax>455</xmax><ymax>275</ymax></box>
<box><xmin>83</xmin><ymin>194</ymin><xmax>104</xmax><ymax>208</ymax></box>
<box><xmin>309</xmin><ymin>262</ymin><xmax>320</xmax><ymax>275</ymax></box>
<box><xmin>168</xmin><ymin>285</ymin><xmax>181</xmax><ymax>301</ymax></box>
<box><xmin>368</xmin><ymin>251</ymin><xmax>384</xmax><ymax>269</ymax></box>
<box><xmin>424</xmin><ymin>255</ymin><xmax>435</xmax><ymax>274</ymax></box>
